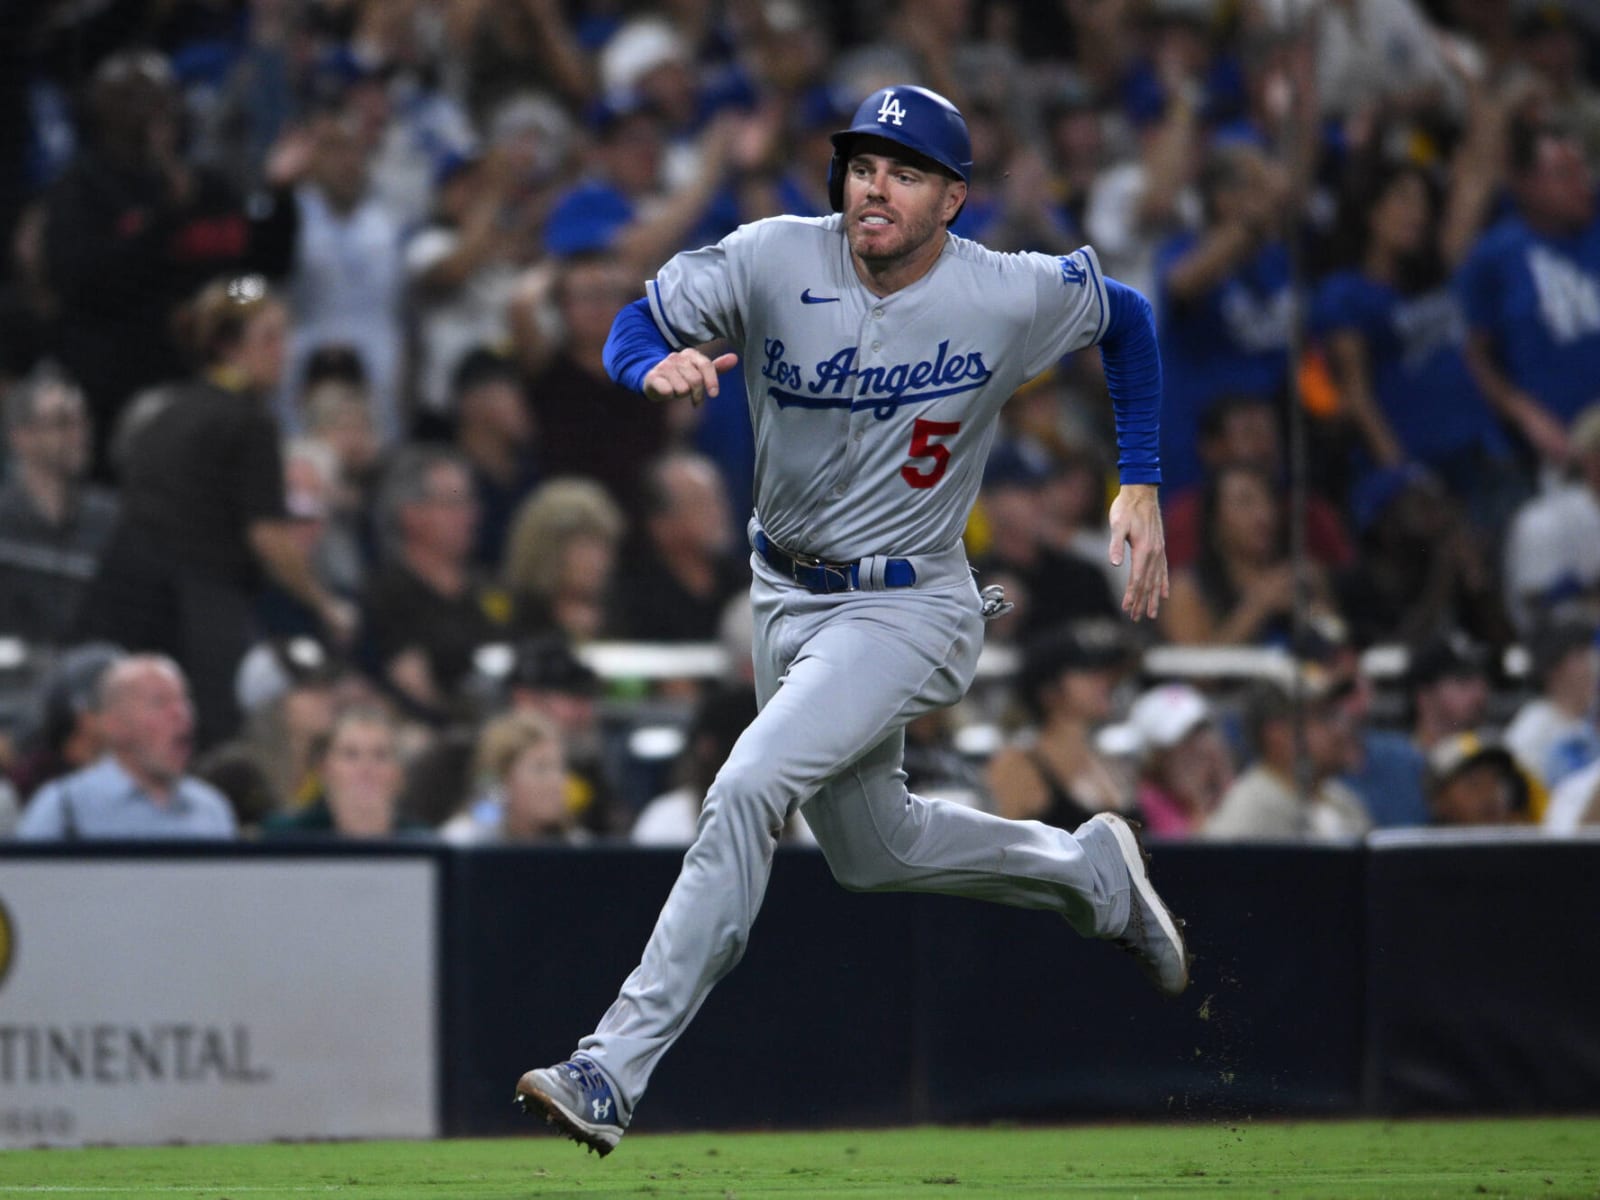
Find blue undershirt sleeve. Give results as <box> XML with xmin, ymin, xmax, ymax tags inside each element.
<box><xmin>1098</xmin><ymin>277</ymin><xmax>1163</xmax><ymax>486</ymax></box>
<box><xmin>603</xmin><ymin>297</ymin><xmax>673</xmax><ymax>393</ymax></box>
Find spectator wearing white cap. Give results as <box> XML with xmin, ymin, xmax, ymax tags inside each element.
<box><xmin>1122</xmin><ymin>683</ymin><xmax>1234</xmax><ymax>838</ymax></box>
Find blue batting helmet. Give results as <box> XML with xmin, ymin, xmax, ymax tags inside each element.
<box><xmin>827</xmin><ymin>85</ymin><xmax>972</xmax><ymax>218</ymax></box>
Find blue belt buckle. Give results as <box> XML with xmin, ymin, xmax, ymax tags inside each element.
<box><xmin>757</xmin><ymin>530</ymin><xmax>920</xmax><ymax>594</ymax></box>
<box><xmin>792</xmin><ymin>546</ymin><xmax>856</xmax><ymax>594</ymax></box>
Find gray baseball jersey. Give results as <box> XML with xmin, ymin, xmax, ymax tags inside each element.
<box><xmin>646</xmin><ymin>215</ymin><xmax>1110</xmax><ymax>560</ymax></box>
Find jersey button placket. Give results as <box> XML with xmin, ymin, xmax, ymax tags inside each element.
<box><xmin>832</xmin><ymin>302</ymin><xmax>884</xmax><ymax>505</ymax></box>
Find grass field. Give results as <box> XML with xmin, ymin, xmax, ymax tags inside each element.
<box><xmin>2</xmin><ymin>1118</ymin><xmax>1598</xmax><ymax>1199</ymax></box>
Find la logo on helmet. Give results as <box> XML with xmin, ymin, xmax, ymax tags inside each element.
<box><xmin>876</xmin><ymin>92</ymin><xmax>906</xmax><ymax>126</ymax></box>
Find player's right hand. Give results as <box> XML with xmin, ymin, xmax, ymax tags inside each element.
<box><xmin>643</xmin><ymin>349</ymin><xmax>739</xmax><ymax>407</ymax></box>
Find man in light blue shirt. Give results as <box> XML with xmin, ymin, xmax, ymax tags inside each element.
<box><xmin>16</xmin><ymin>654</ymin><xmax>236</xmax><ymax>840</ymax></box>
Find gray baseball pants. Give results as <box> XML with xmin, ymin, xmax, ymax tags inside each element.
<box><xmin>576</xmin><ymin>543</ymin><xmax>1133</xmax><ymax>1117</ymax></box>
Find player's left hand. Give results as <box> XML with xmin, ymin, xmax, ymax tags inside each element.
<box><xmin>642</xmin><ymin>349</ymin><xmax>740</xmax><ymax>407</ymax></box>
<box><xmin>1108</xmin><ymin>483</ymin><xmax>1169</xmax><ymax>622</ymax></box>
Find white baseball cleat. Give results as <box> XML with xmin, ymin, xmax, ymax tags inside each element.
<box><xmin>1089</xmin><ymin>812</ymin><xmax>1191</xmax><ymax>997</ymax></box>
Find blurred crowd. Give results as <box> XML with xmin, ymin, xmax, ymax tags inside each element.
<box><xmin>0</xmin><ymin>0</ymin><xmax>1598</xmax><ymax>845</ymax></box>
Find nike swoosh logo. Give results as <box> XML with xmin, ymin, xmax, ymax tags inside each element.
<box><xmin>801</xmin><ymin>289</ymin><xmax>840</xmax><ymax>304</ymax></box>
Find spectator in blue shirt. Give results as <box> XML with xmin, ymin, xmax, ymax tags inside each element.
<box><xmin>1118</xmin><ymin>4</ymin><xmax>1247</xmax><ymax>137</ymax></box>
<box><xmin>542</xmin><ymin>98</ymin><xmax>740</xmax><ymax>271</ymax></box>
<box><xmin>759</xmin><ymin>87</ymin><xmax>850</xmax><ymax>220</ymax></box>
<box><xmin>1342</xmin><ymin>631</ymin><xmax>1497</xmax><ymax>829</ymax></box>
<box><xmin>1317</xmin><ymin>160</ymin><xmax>1518</xmax><ymax>530</ymax></box>
<box><xmin>16</xmin><ymin>655</ymin><xmax>237</xmax><ymax>840</ymax></box>
<box><xmin>1458</xmin><ymin>118</ymin><xmax>1600</xmax><ymax>470</ymax></box>
<box><xmin>1338</xmin><ymin>659</ymin><xmax>1430</xmax><ymax>831</ymax></box>
<box><xmin>1155</xmin><ymin>142</ymin><xmax>1294</xmax><ymax>493</ymax></box>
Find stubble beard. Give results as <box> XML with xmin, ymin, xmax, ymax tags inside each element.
<box><xmin>848</xmin><ymin>212</ymin><xmax>941</xmax><ymax>269</ymax></box>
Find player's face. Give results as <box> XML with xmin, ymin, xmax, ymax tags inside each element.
<box><xmin>843</xmin><ymin>151</ymin><xmax>964</xmax><ymax>266</ymax></box>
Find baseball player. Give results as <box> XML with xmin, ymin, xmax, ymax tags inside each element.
<box><xmin>516</xmin><ymin>85</ymin><xmax>1187</xmax><ymax>1155</ymax></box>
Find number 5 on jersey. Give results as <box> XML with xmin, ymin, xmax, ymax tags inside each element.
<box><xmin>901</xmin><ymin>418</ymin><xmax>961</xmax><ymax>488</ymax></box>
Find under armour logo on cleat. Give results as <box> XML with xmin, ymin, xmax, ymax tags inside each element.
<box><xmin>592</xmin><ymin>1098</ymin><xmax>612</xmax><ymax>1120</ymax></box>
<box><xmin>801</xmin><ymin>289</ymin><xmax>840</xmax><ymax>304</ymax></box>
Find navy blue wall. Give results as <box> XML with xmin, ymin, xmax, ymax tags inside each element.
<box><xmin>444</xmin><ymin>843</ymin><xmax>1371</xmax><ymax>1135</ymax></box>
<box><xmin>1365</xmin><ymin>838</ymin><xmax>1600</xmax><ymax>1113</ymax></box>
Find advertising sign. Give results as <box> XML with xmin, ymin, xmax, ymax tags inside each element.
<box><xmin>0</xmin><ymin>859</ymin><xmax>438</xmax><ymax>1147</ymax></box>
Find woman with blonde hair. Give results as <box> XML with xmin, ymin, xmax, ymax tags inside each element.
<box><xmin>502</xmin><ymin>477</ymin><xmax>625</xmax><ymax>641</ymax></box>
<box><xmin>441</xmin><ymin>709</ymin><xmax>582</xmax><ymax>845</ymax></box>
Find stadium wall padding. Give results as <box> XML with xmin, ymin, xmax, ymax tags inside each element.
<box><xmin>4</xmin><ymin>837</ymin><xmax>1598</xmax><ymax>1143</ymax></box>
<box><xmin>1363</xmin><ymin>836</ymin><xmax>1600</xmax><ymax>1114</ymax></box>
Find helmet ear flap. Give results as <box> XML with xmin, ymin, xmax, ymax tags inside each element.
<box><xmin>828</xmin><ymin>152</ymin><xmax>846</xmax><ymax>212</ymax></box>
